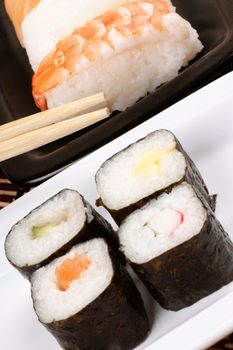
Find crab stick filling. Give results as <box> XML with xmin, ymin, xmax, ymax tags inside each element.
<box><xmin>56</xmin><ymin>254</ymin><xmax>91</xmax><ymax>291</ymax></box>
<box><xmin>118</xmin><ymin>182</ymin><xmax>207</xmax><ymax>264</ymax></box>
<box><xmin>144</xmin><ymin>208</ymin><xmax>184</xmax><ymax>238</ymax></box>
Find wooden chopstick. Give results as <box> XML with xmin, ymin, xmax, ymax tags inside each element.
<box><xmin>0</xmin><ymin>92</ymin><xmax>107</xmax><ymax>142</ymax></box>
<box><xmin>0</xmin><ymin>107</ymin><xmax>109</xmax><ymax>162</ymax></box>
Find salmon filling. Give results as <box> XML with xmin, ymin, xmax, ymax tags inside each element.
<box><xmin>56</xmin><ymin>254</ymin><xmax>91</xmax><ymax>291</ymax></box>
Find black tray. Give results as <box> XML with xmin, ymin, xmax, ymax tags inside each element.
<box><xmin>0</xmin><ymin>0</ymin><xmax>233</xmax><ymax>186</ymax></box>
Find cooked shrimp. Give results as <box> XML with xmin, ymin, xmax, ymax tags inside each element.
<box><xmin>32</xmin><ymin>0</ymin><xmax>202</xmax><ymax>111</ymax></box>
<box><xmin>33</xmin><ymin>0</ymin><xmax>173</xmax><ymax>110</ymax></box>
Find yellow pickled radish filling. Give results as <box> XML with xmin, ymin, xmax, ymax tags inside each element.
<box><xmin>55</xmin><ymin>254</ymin><xmax>91</xmax><ymax>291</ymax></box>
<box><xmin>133</xmin><ymin>148</ymin><xmax>174</xmax><ymax>176</ymax></box>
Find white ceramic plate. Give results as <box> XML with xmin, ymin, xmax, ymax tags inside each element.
<box><xmin>1</xmin><ymin>71</ymin><xmax>233</xmax><ymax>350</ymax></box>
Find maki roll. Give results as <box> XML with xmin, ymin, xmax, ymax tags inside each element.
<box><xmin>5</xmin><ymin>189</ymin><xmax>115</xmax><ymax>279</ymax></box>
<box><xmin>31</xmin><ymin>238</ymin><xmax>149</xmax><ymax>350</ymax></box>
<box><xmin>118</xmin><ymin>182</ymin><xmax>233</xmax><ymax>310</ymax></box>
<box><xmin>96</xmin><ymin>130</ymin><xmax>216</xmax><ymax>224</ymax></box>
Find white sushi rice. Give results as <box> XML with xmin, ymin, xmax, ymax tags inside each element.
<box><xmin>22</xmin><ymin>0</ymin><xmax>129</xmax><ymax>71</ymax></box>
<box><xmin>45</xmin><ymin>12</ymin><xmax>203</xmax><ymax>111</ymax></box>
<box><xmin>118</xmin><ymin>182</ymin><xmax>207</xmax><ymax>264</ymax></box>
<box><xmin>5</xmin><ymin>189</ymin><xmax>88</xmax><ymax>267</ymax></box>
<box><xmin>31</xmin><ymin>238</ymin><xmax>113</xmax><ymax>323</ymax></box>
<box><xmin>96</xmin><ymin>130</ymin><xmax>186</xmax><ymax>210</ymax></box>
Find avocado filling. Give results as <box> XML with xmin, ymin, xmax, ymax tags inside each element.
<box><xmin>32</xmin><ymin>224</ymin><xmax>57</xmax><ymax>239</ymax></box>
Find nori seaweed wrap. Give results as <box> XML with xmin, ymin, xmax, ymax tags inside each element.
<box><xmin>96</xmin><ymin>130</ymin><xmax>216</xmax><ymax>225</ymax></box>
<box><xmin>118</xmin><ymin>182</ymin><xmax>233</xmax><ymax>310</ymax></box>
<box><xmin>5</xmin><ymin>189</ymin><xmax>118</xmax><ymax>279</ymax></box>
<box><xmin>31</xmin><ymin>238</ymin><xmax>149</xmax><ymax>350</ymax></box>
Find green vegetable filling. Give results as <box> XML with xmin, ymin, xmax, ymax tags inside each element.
<box><xmin>32</xmin><ymin>224</ymin><xmax>56</xmax><ymax>239</ymax></box>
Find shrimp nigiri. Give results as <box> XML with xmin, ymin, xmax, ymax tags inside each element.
<box><xmin>4</xmin><ymin>0</ymin><xmax>40</xmax><ymax>46</ymax></box>
<box><xmin>32</xmin><ymin>0</ymin><xmax>203</xmax><ymax>112</ymax></box>
<box><xmin>5</xmin><ymin>0</ymin><xmax>129</xmax><ymax>71</ymax></box>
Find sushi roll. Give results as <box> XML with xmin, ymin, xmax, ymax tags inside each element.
<box><xmin>118</xmin><ymin>182</ymin><xmax>233</xmax><ymax>310</ymax></box>
<box><xmin>5</xmin><ymin>0</ymin><xmax>129</xmax><ymax>71</ymax></box>
<box><xmin>31</xmin><ymin>238</ymin><xmax>149</xmax><ymax>350</ymax></box>
<box><xmin>96</xmin><ymin>130</ymin><xmax>216</xmax><ymax>225</ymax></box>
<box><xmin>32</xmin><ymin>0</ymin><xmax>203</xmax><ymax>111</ymax></box>
<box><xmin>5</xmin><ymin>189</ymin><xmax>115</xmax><ymax>279</ymax></box>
